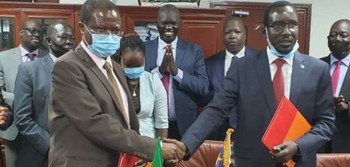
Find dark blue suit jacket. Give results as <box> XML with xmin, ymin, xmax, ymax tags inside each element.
<box><xmin>321</xmin><ymin>55</ymin><xmax>350</xmax><ymax>152</ymax></box>
<box><xmin>182</xmin><ymin>50</ymin><xmax>336</xmax><ymax>167</ymax></box>
<box><xmin>13</xmin><ymin>55</ymin><xmax>52</xmax><ymax>167</ymax></box>
<box><xmin>204</xmin><ymin>48</ymin><xmax>258</xmax><ymax>129</ymax></box>
<box><xmin>144</xmin><ymin>38</ymin><xmax>209</xmax><ymax>135</ymax></box>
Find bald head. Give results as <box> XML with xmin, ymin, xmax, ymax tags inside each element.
<box><xmin>328</xmin><ymin>19</ymin><xmax>350</xmax><ymax>59</ymax></box>
<box><xmin>46</xmin><ymin>20</ymin><xmax>75</xmax><ymax>57</ymax></box>
<box><xmin>224</xmin><ymin>16</ymin><xmax>246</xmax><ymax>55</ymax></box>
<box><xmin>20</xmin><ymin>19</ymin><xmax>41</xmax><ymax>52</ymax></box>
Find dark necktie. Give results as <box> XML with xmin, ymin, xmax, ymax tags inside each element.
<box><xmin>25</xmin><ymin>53</ymin><xmax>37</xmax><ymax>61</ymax></box>
<box><xmin>161</xmin><ymin>44</ymin><xmax>172</xmax><ymax>115</ymax></box>
<box><xmin>331</xmin><ymin>60</ymin><xmax>341</xmax><ymax>95</ymax></box>
<box><xmin>273</xmin><ymin>59</ymin><xmax>286</xmax><ymax>107</ymax></box>
<box><xmin>103</xmin><ymin>62</ymin><xmax>129</xmax><ymax>128</ymax></box>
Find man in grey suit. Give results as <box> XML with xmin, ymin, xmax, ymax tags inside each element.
<box><xmin>320</xmin><ymin>19</ymin><xmax>350</xmax><ymax>153</ymax></box>
<box><xmin>0</xmin><ymin>19</ymin><xmax>47</xmax><ymax>167</ymax></box>
<box><xmin>167</xmin><ymin>1</ymin><xmax>336</xmax><ymax>167</ymax></box>
<box><xmin>14</xmin><ymin>20</ymin><xmax>75</xmax><ymax>167</ymax></box>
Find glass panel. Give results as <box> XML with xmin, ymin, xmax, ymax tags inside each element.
<box><xmin>0</xmin><ymin>17</ymin><xmax>15</xmax><ymax>51</ymax></box>
<box><xmin>134</xmin><ymin>22</ymin><xmax>159</xmax><ymax>42</ymax></box>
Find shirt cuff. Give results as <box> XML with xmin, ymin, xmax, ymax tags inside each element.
<box><xmin>173</xmin><ymin>69</ymin><xmax>183</xmax><ymax>83</ymax></box>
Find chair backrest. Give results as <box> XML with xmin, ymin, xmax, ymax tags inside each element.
<box><xmin>178</xmin><ymin>140</ymin><xmax>223</xmax><ymax>167</ymax></box>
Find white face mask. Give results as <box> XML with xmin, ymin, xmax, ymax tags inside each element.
<box><xmin>265</xmin><ymin>29</ymin><xmax>299</xmax><ymax>58</ymax></box>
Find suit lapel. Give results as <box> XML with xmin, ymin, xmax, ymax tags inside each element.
<box><xmin>218</xmin><ymin>52</ymin><xmax>226</xmax><ymax>88</ymax></box>
<box><xmin>175</xmin><ymin>39</ymin><xmax>185</xmax><ymax>66</ymax></box>
<box><xmin>77</xmin><ymin>48</ymin><xmax>129</xmax><ymax>126</ymax></box>
<box><xmin>146</xmin><ymin>39</ymin><xmax>158</xmax><ymax>71</ymax></box>
<box><xmin>340</xmin><ymin>59</ymin><xmax>350</xmax><ymax>96</ymax></box>
<box><xmin>255</xmin><ymin>50</ymin><xmax>275</xmax><ymax>115</ymax></box>
<box><xmin>290</xmin><ymin>52</ymin><xmax>306</xmax><ymax>105</ymax></box>
<box><xmin>111</xmin><ymin>60</ymin><xmax>139</xmax><ymax>130</ymax></box>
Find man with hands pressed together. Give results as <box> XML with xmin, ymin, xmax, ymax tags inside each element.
<box><xmin>166</xmin><ymin>1</ymin><xmax>335</xmax><ymax>167</ymax></box>
<box><xmin>321</xmin><ymin>19</ymin><xmax>350</xmax><ymax>153</ymax></box>
<box><xmin>48</xmin><ymin>0</ymin><xmax>184</xmax><ymax>166</ymax></box>
<box><xmin>145</xmin><ymin>4</ymin><xmax>208</xmax><ymax>140</ymax></box>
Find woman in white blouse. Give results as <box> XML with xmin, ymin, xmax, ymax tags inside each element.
<box><xmin>116</xmin><ymin>33</ymin><xmax>168</xmax><ymax>138</ymax></box>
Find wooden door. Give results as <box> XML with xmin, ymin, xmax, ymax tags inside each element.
<box><xmin>211</xmin><ymin>2</ymin><xmax>311</xmax><ymax>54</ymax></box>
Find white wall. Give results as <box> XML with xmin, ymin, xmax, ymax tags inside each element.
<box><xmin>60</xmin><ymin>0</ymin><xmax>350</xmax><ymax>58</ymax></box>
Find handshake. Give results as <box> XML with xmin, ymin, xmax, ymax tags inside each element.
<box><xmin>161</xmin><ymin>138</ymin><xmax>187</xmax><ymax>166</ymax></box>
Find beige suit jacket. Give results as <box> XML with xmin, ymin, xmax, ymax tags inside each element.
<box><xmin>48</xmin><ymin>47</ymin><xmax>156</xmax><ymax>167</ymax></box>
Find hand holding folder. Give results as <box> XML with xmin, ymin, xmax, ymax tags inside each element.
<box><xmin>262</xmin><ymin>97</ymin><xmax>311</xmax><ymax>167</ymax></box>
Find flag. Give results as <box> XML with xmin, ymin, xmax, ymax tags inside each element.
<box><xmin>262</xmin><ymin>97</ymin><xmax>311</xmax><ymax>167</ymax></box>
<box><xmin>146</xmin><ymin>137</ymin><xmax>163</xmax><ymax>167</ymax></box>
<box><xmin>214</xmin><ymin>128</ymin><xmax>234</xmax><ymax>167</ymax></box>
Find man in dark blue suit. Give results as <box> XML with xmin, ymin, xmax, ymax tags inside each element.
<box><xmin>170</xmin><ymin>1</ymin><xmax>336</xmax><ymax>167</ymax></box>
<box><xmin>204</xmin><ymin>16</ymin><xmax>257</xmax><ymax>140</ymax></box>
<box><xmin>320</xmin><ymin>19</ymin><xmax>350</xmax><ymax>153</ymax></box>
<box><xmin>13</xmin><ymin>20</ymin><xmax>74</xmax><ymax>167</ymax></box>
<box><xmin>144</xmin><ymin>4</ymin><xmax>208</xmax><ymax>140</ymax></box>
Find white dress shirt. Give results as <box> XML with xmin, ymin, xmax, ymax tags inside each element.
<box><xmin>266</xmin><ymin>46</ymin><xmax>294</xmax><ymax>99</ymax></box>
<box><xmin>225</xmin><ymin>47</ymin><xmax>246</xmax><ymax>76</ymax></box>
<box><xmin>81</xmin><ymin>42</ymin><xmax>130</xmax><ymax>124</ymax></box>
<box><xmin>330</xmin><ymin>54</ymin><xmax>350</xmax><ymax>96</ymax></box>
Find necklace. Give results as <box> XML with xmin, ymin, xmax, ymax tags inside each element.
<box><xmin>129</xmin><ymin>81</ymin><xmax>139</xmax><ymax>97</ymax></box>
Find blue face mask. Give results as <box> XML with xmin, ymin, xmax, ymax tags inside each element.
<box><xmin>265</xmin><ymin>29</ymin><xmax>299</xmax><ymax>58</ymax></box>
<box><xmin>123</xmin><ymin>66</ymin><xmax>144</xmax><ymax>79</ymax></box>
<box><xmin>84</xmin><ymin>25</ymin><xmax>121</xmax><ymax>58</ymax></box>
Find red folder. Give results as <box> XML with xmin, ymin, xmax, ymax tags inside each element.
<box><xmin>262</xmin><ymin>97</ymin><xmax>311</xmax><ymax>167</ymax></box>
<box><xmin>118</xmin><ymin>153</ymin><xmax>141</xmax><ymax>167</ymax></box>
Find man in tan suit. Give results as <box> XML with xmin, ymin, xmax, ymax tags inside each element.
<box><xmin>48</xmin><ymin>0</ymin><xmax>184</xmax><ymax>167</ymax></box>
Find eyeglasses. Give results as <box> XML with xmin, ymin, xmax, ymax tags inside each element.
<box><xmin>83</xmin><ymin>23</ymin><xmax>123</xmax><ymax>36</ymax></box>
<box><xmin>267</xmin><ymin>22</ymin><xmax>298</xmax><ymax>32</ymax></box>
<box><xmin>22</xmin><ymin>28</ymin><xmax>41</xmax><ymax>35</ymax></box>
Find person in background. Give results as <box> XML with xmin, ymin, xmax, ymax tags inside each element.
<box><xmin>115</xmin><ymin>32</ymin><xmax>168</xmax><ymax>139</ymax></box>
<box><xmin>0</xmin><ymin>19</ymin><xmax>47</xmax><ymax>167</ymax></box>
<box><xmin>166</xmin><ymin>1</ymin><xmax>335</xmax><ymax>167</ymax></box>
<box><xmin>320</xmin><ymin>19</ymin><xmax>350</xmax><ymax>153</ymax></box>
<box><xmin>14</xmin><ymin>20</ymin><xmax>75</xmax><ymax>167</ymax></box>
<box><xmin>48</xmin><ymin>0</ymin><xmax>184</xmax><ymax>166</ymax></box>
<box><xmin>203</xmin><ymin>16</ymin><xmax>258</xmax><ymax>140</ymax></box>
<box><xmin>145</xmin><ymin>4</ymin><xmax>208</xmax><ymax>140</ymax></box>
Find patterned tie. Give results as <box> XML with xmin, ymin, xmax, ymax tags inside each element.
<box><xmin>273</xmin><ymin>59</ymin><xmax>286</xmax><ymax>107</ymax></box>
<box><xmin>103</xmin><ymin>62</ymin><xmax>129</xmax><ymax>128</ymax></box>
<box><xmin>331</xmin><ymin>60</ymin><xmax>341</xmax><ymax>95</ymax></box>
<box><xmin>161</xmin><ymin>44</ymin><xmax>172</xmax><ymax>115</ymax></box>
<box><xmin>25</xmin><ymin>53</ymin><xmax>37</xmax><ymax>61</ymax></box>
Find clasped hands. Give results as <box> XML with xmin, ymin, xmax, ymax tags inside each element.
<box><xmin>159</xmin><ymin>49</ymin><xmax>178</xmax><ymax>76</ymax></box>
<box><xmin>162</xmin><ymin>138</ymin><xmax>186</xmax><ymax>166</ymax></box>
<box><xmin>334</xmin><ymin>95</ymin><xmax>349</xmax><ymax>112</ymax></box>
<box><xmin>0</xmin><ymin>105</ymin><xmax>10</xmax><ymax>127</ymax></box>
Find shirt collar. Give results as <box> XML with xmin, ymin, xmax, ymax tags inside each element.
<box><xmin>20</xmin><ymin>44</ymin><xmax>39</xmax><ymax>56</ymax></box>
<box><xmin>80</xmin><ymin>41</ymin><xmax>113</xmax><ymax>69</ymax></box>
<box><xmin>330</xmin><ymin>54</ymin><xmax>350</xmax><ymax>67</ymax></box>
<box><xmin>266</xmin><ymin>46</ymin><xmax>293</xmax><ymax>66</ymax></box>
<box><xmin>225</xmin><ymin>47</ymin><xmax>246</xmax><ymax>59</ymax></box>
<box><xmin>158</xmin><ymin>37</ymin><xmax>178</xmax><ymax>50</ymax></box>
<box><xmin>49</xmin><ymin>53</ymin><xmax>58</xmax><ymax>62</ymax></box>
